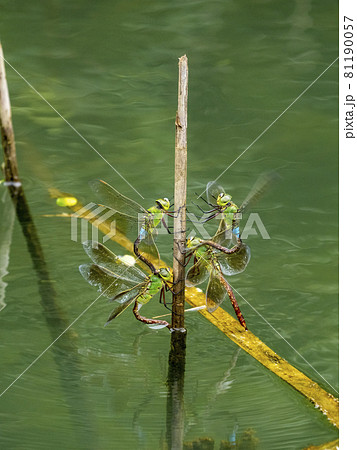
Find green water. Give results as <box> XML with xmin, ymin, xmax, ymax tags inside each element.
<box><xmin>0</xmin><ymin>1</ymin><xmax>338</xmax><ymax>449</ymax></box>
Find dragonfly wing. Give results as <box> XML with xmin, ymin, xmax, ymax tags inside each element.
<box><xmin>79</xmin><ymin>263</ymin><xmax>139</xmax><ymax>298</ymax></box>
<box><xmin>217</xmin><ymin>243</ymin><xmax>251</xmax><ymax>276</ymax></box>
<box><xmin>87</xmin><ymin>203</ymin><xmax>140</xmax><ymax>242</ymax></box>
<box><xmin>83</xmin><ymin>240</ymin><xmax>145</xmax><ymax>283</ymax></box>
<box><xmin>105</xmin><ymin>285</ymin><xmax>146</xmax><ymax>325</ymax></box>
<box><xmin>106</xmin><ymin>299</ymin><xmax>135</xmax><ymax>325</ymax></box>
<box><xmin>186</xmin><ymin>257</ymin><xmax>209</xmax><ymax>286</ymax></box>
<box><xmin>206</xmin><ymin>180</ymin><xmax>225</xmax><ymax>204</ymax></box>
<box><xmin>212</xmin><ymin>220</ymin><xmax>235</xmax><ymax>248</ymax></box>
<box><xmin>89</xmin><ymin>179</ymin><xmax>147</xmax><ymax>215</ymax></box>
<box><xmin>206</xmin><ymin>267</ymin><xmax>227</xmax><ymax>312</ymax></box>
<box><xmin>239</xmin><ymin>171</ymin><xmax>279</xmax><ymax>212</ymax></box>
<box><xmin>136</xmin><ymin>232</ymin><xmax>160</xmax><ymax>263</ymax></box>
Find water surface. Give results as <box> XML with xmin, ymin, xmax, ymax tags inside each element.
<box><xmin>0</xmin><ymin>1</ymin><xmax>338</xmax><ymax>448</ymax></box>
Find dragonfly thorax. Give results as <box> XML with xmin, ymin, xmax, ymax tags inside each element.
<box><xmin>145</xmin><ymin>205</ymin><xmax>166</xmax><ymax>232</ymax></box>
<box><xmin>145</xmin><ymin>274</ymin><xmax>163</xmax><ymax>299</ymax></box>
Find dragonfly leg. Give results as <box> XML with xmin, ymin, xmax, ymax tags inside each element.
<box><xmin>133</xmin><ymin>300</ymin><xmax>170</xmax><ymax>328</ymax></box>
<box><xmin>200</xmin><ymin>211</ymin><xmax>221</xmax><ymax>223</ymax></box>
<box><xmin>202</xmin><ymin>238</ymin><xmax>243</xmax><ymax>254</ymax></box>
<box><xmin>161</xmin><ymin>217</ymin><xmax>172</xmax><ymax>234</ymax></box>
<box><xmin>173</xmin><ymin>229</ymin><xmax>188</xmax><ymax>240</ymax></box>
<box><xmin>209</xmin><ymin>192</ymin><xmax>218</xmax><ymax>202</ymax></box>
<box><xmin>160</xmin><ymin>286</ymin><xmax>169</xmax><ymax>307</ymax></box>
<box><xmin>219</xmin><ymin>275</ymin><xmax>248</xmax><ymax>330</ymax></box>
<box><xmin>173</xmin><ymin>250</ymin><xmax>193</xmax><ymax>267</ymax></box>
<box><xmin>173</xmin><ymin>284</ymin><xmax>185</xmax><ymax>295</ymax></box>
<box><xmin>194</xmin><ymin>192</ymin><xmax>216</xmax><ymax>208</ymax></box>
<box><xmin>165</xmin><ymin>274</ymin><xmax>186</xmax><ymax>295</ymax></box>
<box><xmin>192</xmin><ymin>202</ymin><xmax>217</xmax><ymax>214</ymax></box>
<box><xmin>165</xmin><ymin>205</ymin><xmax>183</xmax><ymax>219</ymax></box>
<box><xmin>159</xmin><ymin>287</ymin><xmax>179</xmax><ymax>311</ymax></box>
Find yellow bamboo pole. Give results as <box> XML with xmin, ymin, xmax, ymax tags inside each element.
<box><xmin>303</xmin><ymin>439</ymin><xmax>339</xmax><ymax>450</ymax></box>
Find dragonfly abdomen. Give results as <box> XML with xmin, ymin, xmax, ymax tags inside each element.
<box><xmin>219</xmin><ymin>274</ymin><xmax>247</xmax><ymax>330</ymax></box>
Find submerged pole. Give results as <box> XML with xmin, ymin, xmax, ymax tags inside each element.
<box><xmin>172</xmin><ymin>54</ymin><xmax>188</xmax><ymax>330</ymax></box>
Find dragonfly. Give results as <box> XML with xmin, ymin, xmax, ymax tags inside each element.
<box><xmin>89</xmin><ymin>179</ymin><xmax>173</xmax><ymax>271</ymax></box>
<box><xmin>197</xmin><ymin>172</ymin><xmax>277</xmax><ymax>246</ymax></box>
<box><xmin>79</xmin><ymin>240</ymin><xmax>173</xmax><ymax>328</ymax></box>
<box><xmin>185</xmin><ymin>236</ymin><xmax>251</xmax><ymax>329</ymax></box>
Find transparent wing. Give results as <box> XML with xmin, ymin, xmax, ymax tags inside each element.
<box><xmin>216</xmin><ymin>243</ymin><xmax>251</xmax><ymax>276</ymax></box>
<box><xmin>136</xmin><ymin>232</ymin><xmax>161</xmax><ymax>264</ymax></box>
<box><xmin>212</xmin><ymin>218</ymin><xmax>235</xmax><ymax>248</ymax></box>
<box><xmin>83</xmin><ymin>205</ymin><xmax>160</xmax><ymax>263</ymax></box>
<box><xmin>84</xmin><ymin>202</ymin><xmax>141</xmax><ymax>242</ymax></box>
<box><xmin>239</xmin><ymin>171</ymin><xmax>279</xmax><ymax>212</ymax></box>
<box><xmin>186</xmin><ymin>257</ymin><xmax>209</xmax><ymax>286</ymax></box>
<box><xmin>83</xmin><ymin>240</ymin><xmax>145</xmax><ymax>283</ymax></box>
<box><xmin>79</xmin><ymin>263</ymin><xmax>142</xmax><ymax>298</ymax></box>
<box><xmin>89</xmin><ymin>179</ymin><xmax>147</xmax><ymax>215</ymax></box>
<box><xmin>105</xmin><ymin>285</ymin><xmax>145</xmax><ymax>325</ymax></box>
<box><xmin>206</xmin><ymin>267</ymin><xmax>227</xmax><ymax>312</ymax></box>
<box><xmin>206</xmin><ymin>180</ymin><xmax>225</xmax><ymax>204</ymax></box>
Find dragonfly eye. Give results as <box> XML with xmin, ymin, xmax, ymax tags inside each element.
<box><xmin>217</xmin><ymin>193</ymin><xmax>232</xmax><ymax>206</ymax></box>
<box><xmin>187</xmin><ymin>237</ymin><xmax>201</xmax><ymax>248</ymax></box>
<box><xmin>156</xmin><ymin>198</ymin><xmax>170</xmax><ymax>210</ymax></box>
<box><xmin>160</xmin><ymin>267</ymin><xmax>172</xmax><ymax>280</ymax></box>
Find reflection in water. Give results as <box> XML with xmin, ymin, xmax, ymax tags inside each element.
<box><xmin>4</xmin><ymin>183</ymin><xmax>98</xmax><ymax>448</ymax></box>
<box><xmin>183</xmin><ymin>348</ymin><xmax>260</xmax><ymax>447</ymax></box>
<box><xmin>288</xmin><ymin>0</ymin><xmax>313</xmax><ymax>39</ymax></box>
<box><xmin>210</xmin><ymin>349</ymin><xmax>241</xmax><ymax>400</ymax></box>
<box><xmin>0</xmin><ymin>191</ymin><xmax>15</xmax><ymax>312</ymax></box>
<box><xmin>166</xmin><ymin>330</ymin><xmax>187</xmax><ymax>450</ymax></box>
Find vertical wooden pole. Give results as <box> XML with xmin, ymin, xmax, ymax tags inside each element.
<box><xmin>0</xmin><ymin>43</ymin><xmax>20</xmax><ymax>188</ymax></box>
<box><xmin>172</xmin><ymin>55</ymin><xmax>188</xmax><ymax>330</ymax></box>
<box><xmin>166</xmin><ymin>55</ymin><xmax>188</xmax><ymax>450</ymax></box>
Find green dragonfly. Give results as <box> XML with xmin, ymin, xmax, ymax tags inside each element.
<box><xmin>185</xmin><ymin>236</ymin><xmax>250</xmax><ymax>329</ymax></box>
<box><xmin>89</xmin><ymin>179</ymin><xmax>172</xmax><ymax>270</ymax></box>
<box><xmin>79</xmin><ymin>240</ymin><xmax>173</xmax><ymax>328</ymax></box>
<box><xmin>198</xmin><ymin>172</ymin><xmax>277</xmax><ymax>247</ymax></box>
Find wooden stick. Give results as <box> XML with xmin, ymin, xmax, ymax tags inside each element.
<box><xmin>0</xmin><ymin>43</ymin><xmax>20</xmax><ymax>188</ymax></box>
<box><xmin>165</xmin><ymin>55</ymin><xmax>188</xmax><ymax>450</ymax></box>
<box><xmin>172</xmin><ymin>55</ymin><xmax>188</xmax><ymax>330</ymax></box>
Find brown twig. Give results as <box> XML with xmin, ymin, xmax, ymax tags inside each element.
<box><xmin>172</xmin><ymin>54</ymin><xmax>188</xmax><ymax>330</ymax></box>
